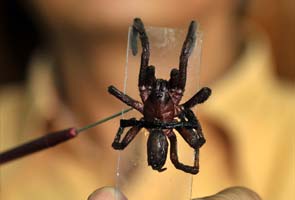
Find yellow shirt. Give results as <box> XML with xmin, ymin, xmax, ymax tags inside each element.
<box><xmin>197</xmin><ymin>34</ymin><xmax>295</xmax><ymax>199</ymax></box>
<box><xmin>1</xmin><ymin>34</ymin><xmax>294</xmax><ymax>199</ymax></box>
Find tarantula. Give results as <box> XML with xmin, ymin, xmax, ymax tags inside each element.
<box><xmin>108</xmin><ymin>18</ymin><xmax>211</xmax><ymax>174</ymax></box>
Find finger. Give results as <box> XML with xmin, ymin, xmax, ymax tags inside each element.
<box><xmin>87</xmin><ymin>187</ymin><xmax>127</xmax><ymax>200</ymax></box>
<box><xmin>193</xmin><ymin>187</ymin><xmax>261</xmax><ymax>200</ymax></box>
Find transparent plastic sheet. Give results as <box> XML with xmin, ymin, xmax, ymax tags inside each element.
<box><xmin>115</xmin><ymin>24</ymin><xmax>203</xmax><ymax>200</ymax></box>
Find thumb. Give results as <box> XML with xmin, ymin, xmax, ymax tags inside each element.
<box><xmin>194</xmin><ymin>187</ymin><xmax>261</xmax><ymax>200</ymax></box>
<box><xmin>88</xmin><ymin>187</ymin><xmax>127</xmax><ymax>200</ymax></box>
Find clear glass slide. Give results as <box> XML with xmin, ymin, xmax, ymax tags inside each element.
<box><xmin>115</xmin><ymin>23</ymin><xmax>203</xmax><ymax>200</ymax></box>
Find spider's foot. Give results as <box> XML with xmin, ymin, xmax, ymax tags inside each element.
<box><xmin>174</xmin><ymin>163</ymin><xmax>199</xmax><ymax>175</ymax></box>
<box><xmin>112</xmin><ymin>142</ymin><xmax>123</xmax><ymax>150</ymax></box>
<box><xmin>197</xmin><ymin>87</ymin><xmax>212</xmax><ymax>104</ymax></box>
<box><xmin>190</xmin><ymin>166</ymin><xmax>199</xmax><ymax>175</ymax></box>
<box><xmin>181</xmin><ymin>165</ymin><xmax>199</xmax><ymax>175</ymax></box>
<box><xmin>157</xmin><ymin>167</ymin><xmax>167</xmax><ymax>172</ymax></box>
<box><xmin>198</xmin><ymin>137</ymin><xmax>206</xmax><ymax>148</ymax></box>
<box><xmin>133</xmin><ymin>18</ymin><xmax>145</xmax><ymax>33</ymax></box>
<box><xmin>189</xmin><ymin>21</ymin><xmax>197</xmax><ymax>34</ymax></box>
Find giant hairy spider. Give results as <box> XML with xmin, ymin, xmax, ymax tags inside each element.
<box><xmin>108</xmin><ymin>18</ymin><xmax>211</xmax><ymax>174</ymax></box>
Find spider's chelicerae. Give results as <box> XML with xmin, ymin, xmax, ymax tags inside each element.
<box><xmin>108</xmin><ymin>18</ymin><xmax>211</xmax><ymax>174</ymax></box>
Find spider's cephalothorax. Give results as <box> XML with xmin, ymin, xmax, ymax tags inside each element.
<box><xmin>108</xmin><ymin>18</ymin><xmax>211</xmax><ymax>174</ymax></box>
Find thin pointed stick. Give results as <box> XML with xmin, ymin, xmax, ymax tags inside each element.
<box><xmin>77</xmin><ymin>107</ymin><xmax>133</xmax><ymax>133</ymax></box>
<box><xmin>0</xmin><ymin>108</ymin><xmax>133</xmax><ymax>165</ymax></box>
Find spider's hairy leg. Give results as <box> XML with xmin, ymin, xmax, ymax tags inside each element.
<box><xmin>168</xmin><ymin>68</ymin><xmax>184</xmax><ymax>104</ymax></box>
<box><xmin>178</xmin><ymin>21</ymin><xmax>197</xmax><ymax>90</ymax></box>
<box><xmin>108</xmin><ymin>85</ymin><xmax>143</xmax><ymax>113</ymax></box>
<box><xmin>168</xmin><ymin>131</ymin><xmax>199</xmax><ymax>174</ymax></box>
<box><xmin>145</xmin><ymin>65</ymin><xmax>156</xmax><ymax>86</ymax></box>
<box><xmin>176</xmin><ymin>127</ymin><xmax>205</xmax><ymax>149</ymax></box>
<box><xmin>178</xmin><ymin>109</ymin><xmax>206</xmax><ymax>147</ymax></box>
<box><xmin>132</xmin><ymin>18</ymin><xmax>150</xmax><ymax>88</ymax></box>
<box><xmin>112</xmin><ymin>125</ymin><xmax>141</xmax><ymax>150</ymax></box>
<box><xmin>130</xmin><ymin>23</ymin><xmax>139</xmax><ymax>56</ymax></box>
<box><xmin>168</xmin><ymin>68</ymin><xmax>179</xmax><ymax>89</ymax></box>
<box><xmin>140</xmin><ymin>65</ymin><xmax>156</xmax><ymax>102</ymax></box>
<box><xmin>182</xmin><ymin>87</ymin><xmax>211</xmax><ymax>109</ymax></box>
<box><xmin>193</xmin><ymin>148</ymin><xmax>200</xmax><ymax>173</ymax></box>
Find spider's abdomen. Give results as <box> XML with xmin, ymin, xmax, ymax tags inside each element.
<box><xmin>147</xmin><ymin>129</ymin><xmax>168</xmax><ymax>172</ymax></box>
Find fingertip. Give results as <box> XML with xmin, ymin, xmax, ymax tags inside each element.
<box><xmin>88</xmin><ymin>187</ymin><xmax>127</xmax><ymax>200</ymax></box>
<box><xmin>193</xmin><ymin>186</ymin><xmax>261</xmax><ymax>200</ymax></box>
<box><xmin>217</xmin><ymin>187</ymin><xmax>261</xmax><ymax>200</ymax></box>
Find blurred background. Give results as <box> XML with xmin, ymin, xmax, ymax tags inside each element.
<box><xmin>0</xmin><ymin>0</ymin><xmax>294</xmax><ymax>85</ymax></box>
<box><xmin>0</xmin><ymin>0</ymin><xmax>294</xmax><ymax>199</ymax></box>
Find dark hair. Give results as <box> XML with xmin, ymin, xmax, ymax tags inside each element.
<box><xmin>0</xmin><ymin>0</ymin><xmax>41</xmax><ymax>84</ymax></box>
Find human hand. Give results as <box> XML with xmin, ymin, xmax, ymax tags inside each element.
<box><xmin>88</xmin><ymin>187</ymin><xmax>127</xmax><ymax>200</ymax></box>
<box><xmin>193</xmin><ymin>187</ymin><xmax>261</xmax><ymax>200</ymax></box>
<box><xmin>88</xmin><ymin>186</ymin><xmax>260</xmax><ymax>200</ymax></box>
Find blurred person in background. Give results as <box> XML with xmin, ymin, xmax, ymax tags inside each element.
<box><xmin>0</xmin><ymin>0</ymin><xmax>294</xmax><ymax>199</ymax></box>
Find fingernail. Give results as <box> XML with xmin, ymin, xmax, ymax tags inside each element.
<box><xmin>88</xmin><ymin>187</ymin><xmax>127</xmax><ymax>200</ymax></box>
